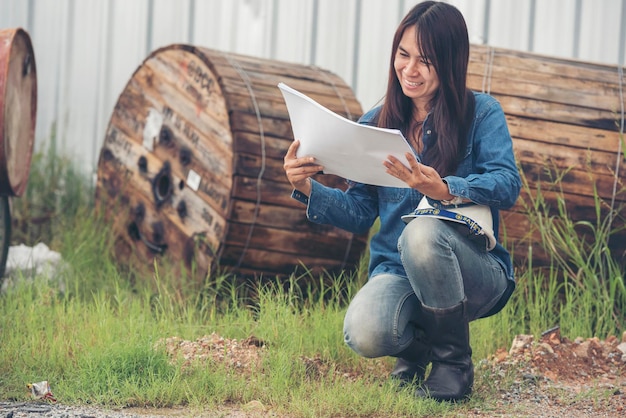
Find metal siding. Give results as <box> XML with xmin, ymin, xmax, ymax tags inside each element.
<box><xmin>150</xmin><ymin>0</ymin><xmax>192</xmax><ymax>49</ymax></box>
<box><xmin>579</xmin><ymin>0</ymin><xmax>622</xmax><ymax>65</ymax></box>
<box><xmin>28</xmin><ymin>0</ymin><xmax>71</xmax><ymax>153</ymax></box>
<box><xmin>450</xmin><ymin>0</ymin><xmax>489</xmax><ymax>45</ymax></box>
<box><xmin>225</xmin><ymin>0</ymin><xmax>269</xmax><ymax>57</ymax></box>
<box><xmin>621</xmin><ymin>0</ymin><xmax>626</xmax><ymax>65</ymax></box>
<box><xmin>356</xmin><ymin>0</ymin><xmax>404</xmax><ymax>111</ymax></box>
<box><xmin>191</xmin><ymin>0</ymin><xmax>235</xmax><ymax>51</ymax></box>
<box><xmin>106</xmin><ymin>0</ymin><xmax>150</xmax><ymax>111</ymax></box>
<box><xmin>532</xmin><ymin>0</ymin><xmax>577</xmax><ymax>59</ymax></box>
<box><xmin>0</xmin><ymin>0</ymin><xmax>623</xmax><ymax>177</ymax></box>
<box><xmin>313</xmin><ymin>0</ymin><xmax>359</xmax><ymax>88</ymax></box>
<box><xmin>63</xmin><ymin>0</ymin><xmax>108</xmax><ymax>172</ymax></box>
<box><xmin>0</xmin><ymin>0</ymin><xmax>29</xmax><ymax>29</ymax></box>
<box><xmin>270</xmin><ymin>0</ymin><xmax>315</xmax><ymax>63</ymax></box>
<box><xmin>487</xmin><ymin>0</ymin><xmax>533</xmax><ymax>51</ymax></box>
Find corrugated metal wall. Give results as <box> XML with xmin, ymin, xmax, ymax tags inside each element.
<box><xmin>1</xmin><ymin>0</ymin><xmax>624</xmax><ymax>175</ymax></box>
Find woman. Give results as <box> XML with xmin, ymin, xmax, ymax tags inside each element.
<box><xmin>283</xmin><ymin>1</ymin><xmax>521</xmax><ymax>402</ymax></box>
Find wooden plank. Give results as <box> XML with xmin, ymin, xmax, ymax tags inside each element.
<box><xmin>513</xmin><ymin>138</ymin><xmax>626</xmax><ymax>186</ymax></box>
<box><xmin>229</xmin><ymin>111</ymin><xmax>294</xmax><ymax>138</ymax></box>
<box><xmin>233</xmin><ymin>131</ymin><xmax>291</xmax><ymax>160</ymax></box>
<box><xmin>494</xmin><ymin>94</ymin><xmax>620</xmax><ymax>130</ymax></box>
<box><xmin>507</xmin><ymin>115</ymin><xmax>622</xmax><ymax>153</ymax></box>
<box><xmin>518</xmin><ymin>160</ymin><xmax>626</xmax><ymax>203</ymax></box>
<box><xmin>231</xmin><ymin>174</ymin><xmax>349</xmax><ymax>209</ymax></box>
<box><xmin>470</xmin><ymin>44</ymin><xmax>626</xmax><ymax>84</ymax></box>
<box><xmin>219</xmin><ymin>87</ymin><xmax>360</xmax><ymax>121</ymax></box>
<box><xmin>218</xmin><ymin>246</ymin><xmax>361</xmax><ymax>277</ymax></box>
<box><xmin>229</xmin><ymin>199</ymin><xmax>365</xmax><ymax>243</ymax></box>
<box><xmin>231</xmin><ymin>176</ymin><xmax>299</xmax><ymax>209</ymax></box>
<box><xmin>467</xmin><ymin>72</ymin><xmax>623</xmax><ymax>113</ymax></box>
<box><xmin>224</xmin><ymin>222</ymin><xmax>364</xmax><ymax>260</ymax></box>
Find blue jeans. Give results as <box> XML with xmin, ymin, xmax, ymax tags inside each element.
<box><xmin>343</xmin><ymin>217</ymin><xmax>508</xmax><ymax>358</ymax></box>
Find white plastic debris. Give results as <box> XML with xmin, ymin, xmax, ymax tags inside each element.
<box><xmin>27</xmin><ymin>380</ymin><xmax>56</xmax><ymax>402</ymax></box>
<box><xmin>5</xmin><ymin>243</ymin><xmax>62</xmax><ymax>277</ymax></box>
<box><xmin>1</xmin><ymin>243</ymin><xmax>66</xmax><ymax>293</ymax></box>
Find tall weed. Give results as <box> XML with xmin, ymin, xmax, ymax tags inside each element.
<box><xmin>515</xmin><ymin>159</ymin><xmax>626</xmax><ymax>338</ymax></box>
<box><xmin>1</xmin><ymin>145</ymin><xmax>625</xmax><ymax>415</ymax></box>
<box><xmin>11</xmin><ymin>138</ymin><xmax>94</xmax><ymax>247</ymax></box>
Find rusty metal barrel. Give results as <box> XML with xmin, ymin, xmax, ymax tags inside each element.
<box><xmin>95</xmin><ymin>45</ymin><xmax>368</xmax><ymax>282</ymax></box>
<box><xmin>0</xmin><ymin>28</ymin><xmax>37</xmax><ymax>197</ymax></box>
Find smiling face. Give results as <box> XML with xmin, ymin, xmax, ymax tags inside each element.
<box><xmin>394</xmin><ymin>25</ymin><xmax>440</xmax><ymax>115</ymax></box>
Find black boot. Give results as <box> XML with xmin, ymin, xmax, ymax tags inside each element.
<box><xmin>415</xmin><ymin>301</ymin><xmax>473</xmax><ymax>402</ymax></box>
<box><xmin>390</xmin><ymin>329</ymin><xmax>431</xmax><ymax>387</ymax></box>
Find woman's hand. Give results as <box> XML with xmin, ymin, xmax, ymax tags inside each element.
<box><xmin>384</xmin><ymin>152</ymin><xmax>453</xmax><ymax>200</ymax></box>
<box><xmin>283</xmin><ymin>140</ymin><xmax>324</xmax><ymax>196</ymax></box>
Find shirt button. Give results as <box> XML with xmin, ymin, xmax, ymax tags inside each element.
<box><xmin>426</xmin><ymin>130</ymin><xmax>432</xmax><ymax>134</ymax></box>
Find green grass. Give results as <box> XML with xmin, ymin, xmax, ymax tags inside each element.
<box><xmin>0</xmin><ymin>147</ymin><xmax>624</xmax><ymax>417</ymax></box>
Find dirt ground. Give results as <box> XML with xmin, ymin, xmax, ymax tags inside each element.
<box><xmin>154</xmin><ymin>327</ymin><xmax>626</xmax><ymax>417</ymax></box>
<box><xmin>6</xmin><ymin>329</ymin><xmax>624</xmax><ymax>417</ymax></box>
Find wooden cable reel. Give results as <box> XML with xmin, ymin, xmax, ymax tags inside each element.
<box><xmin>467</xmin><ymin>45</ymin><xmax>626</xmax><ymax>267</ymax></box>
<box><xmin>95</xmin><ymin>45</ymin><xmax>368</xmax><ymax>283</ymax></box>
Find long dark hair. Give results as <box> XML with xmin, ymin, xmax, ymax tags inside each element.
<box><xmin>377</xmin><ymin>1</ymin><xmax>475</xmax><ymax>177</ymax></box>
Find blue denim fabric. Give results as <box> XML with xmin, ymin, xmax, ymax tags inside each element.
<box><xmin>397</xmin><ymin>217</ymin><xmax>509</xmax><ymax>314</ymax></box>
<box><xmin>343</xmin><ymin>218</ymin><xmax>509</xmax><ymax>358</ymax></box>
<box><xmin>343</xmin><ymin>274</ymin><xmax>421</xmax><ymax>358</ymax></box>
<box><xmin>294</xmin><ymin>92</ymin><xmax>521</xmax><ymax>293</ymax></box>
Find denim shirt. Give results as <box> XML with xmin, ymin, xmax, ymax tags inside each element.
<box><xmin>291</xmin><ymin>92</ymin><xmax>521</xmax><ymax>287</ymax></box>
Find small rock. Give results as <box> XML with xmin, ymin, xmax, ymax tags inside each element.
<box><xmin>510</xmin><ymin>334</ymin><xmax>534</xmax><ymax>356</ymax></box>
<box><xmin>538</xmin><ymin>342</ymin><xmax>554</xmax><ymax>354</ymax></box>
<box><xmin>574</xmin><ymin>340</ymin><xmax>591</xmax><ymax>359</ymax></box>
<box><xmin>547</xmin><ymin>332</ymin><xmax>561</xmax><ymax>346</ymax></box>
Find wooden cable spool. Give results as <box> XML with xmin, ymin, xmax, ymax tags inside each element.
<box><xmin>95</xmin><ymin>45</ymin><xmax>368</xmax><ymax>283</ymax></box>
<box><xmin>467</xmin><ymin>44</ymin><xmax>626</xmax><ymax>267</ymax></box>
<box><xmin>0</xmin><ymin>28</ymin><xmax>37</xmax><ymax>197</ymax></box>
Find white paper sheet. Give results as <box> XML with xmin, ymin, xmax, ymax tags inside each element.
<box><xmin>278</xmin><ymin>82</ymin><xmax>415</xmax><ymax>188</ymax></box>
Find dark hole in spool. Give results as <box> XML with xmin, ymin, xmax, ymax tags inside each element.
<box><xmin>159</xmin><ymin>126</ymin><xmax>174</xmax><ymax>148</ymax></box>
<box><xmin>152</xmin><ymin>162</ymin><xmax>172</xmax><ymax>208</ymax></box>
<box><xmin>133</xmin><ymin>202</ymin><xmax>145</xmax><ymax>222</ymax></box>
<box><xmin>127</xmin><ymin>222</ymin><xmax>140</xmax><ymax>241</ymax></box>
<box><xmin>177</xmin><ymin>200</ymin><xmax>187</xmax><ymax>220</ymax></box>
<box><xmin>152</xmin><ymin>221</ymin><xmax>166</xmax><ymax>244</ymax></box>
<box><xmin>179</xmin><ymin>147</ymin><xmax>192</xmax><ymax>166</ymax></box>
<box><xmin>102</xmin><ymin>148</ymin><xmax>114</xmax><ymax>161</ymax></box>
<box><xmin>127</xmin><ymin>221</ymin><xmax>168</xmax><ymax>254</ymax></box>
<box><xmin>138</xmin><ymin>156</ymin><xmax>148</xmax><ymax>173</ymax></box>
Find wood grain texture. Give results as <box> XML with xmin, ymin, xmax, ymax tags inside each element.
<box><xmin>469</xmin><ymin>44</ymin><xmax>626</xmax><ymax>267</ymax></box>
<box><xmin>96</xmin><ymin>45</ymin><xmax>368</xmax><ymax>284</ymax></box>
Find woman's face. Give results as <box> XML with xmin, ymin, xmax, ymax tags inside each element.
<box><xmin>394</xmin><ymin>25</ymin><xmax>440</xmax><ymax>111</ymax></box>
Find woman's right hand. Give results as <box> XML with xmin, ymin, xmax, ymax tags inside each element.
<box><xmin>283</xmin><ymin>140</ymin><xmax>324</xmax><ymax>196</ymax></box>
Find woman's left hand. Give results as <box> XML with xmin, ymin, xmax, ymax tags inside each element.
<box><xmin>384</xmin><ymin>152</ymin><xmax>452</xmax><ymax>200</ymax></box>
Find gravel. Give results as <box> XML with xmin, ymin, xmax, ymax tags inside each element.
<box><xmin>0</xmin><ymin>402</ymin><xmax>145</xmax><ymax>418</ymax></box>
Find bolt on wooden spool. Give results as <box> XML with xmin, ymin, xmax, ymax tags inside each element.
<box><xmin>95</xmin><ymin>45</ymin><xmax>368</xmax><ymax>284</ymax></box>
<box><xmin>0</xmin><ymin>27</ymin><xmax>37</xmax><ymax>197</ymax></box>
